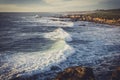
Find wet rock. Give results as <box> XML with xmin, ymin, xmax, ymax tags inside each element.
<box><xmin>51</xmin><ymin>66</ymin><xmax>61</xmax><ymax>71</ymax></box>
<box><xmin>111</xmin><ymin>67</ymin><xmax>120</xmax><ymax>80</ymax></box>
<box><xmin>79</xmin><ymin>24</ymin><xmax>86</xmax><ymax>26</ymax></box>
<box><xmin>54</xmin><ymin>66</ymin><xmax>95</xmax><ymax>80</ymax></box>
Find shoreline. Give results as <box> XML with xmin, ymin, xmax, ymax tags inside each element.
<box><xmin>59</xmin><ymin>15</ymin><xmax>120</xmax><ymax>26</ymax></box>
<box><xmin>58</xmin><ymin>9</ymin><xmax>120</xmax><ymax>26</ymax></box>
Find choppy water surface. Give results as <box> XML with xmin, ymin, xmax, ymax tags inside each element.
<box><xmin>0</xmin><ymin>13</ymin><xmax>120</xmax><ymax>80</ymax></box>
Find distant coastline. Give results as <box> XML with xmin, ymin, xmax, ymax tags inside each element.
<box><xmin>59</xmin><ymin>9</ymin><xmax>120</xmax><ymax>26</ymax></box>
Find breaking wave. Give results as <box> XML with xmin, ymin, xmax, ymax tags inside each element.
<box><xmin>0</xmin><ymin>28</ymin><xmax>75</xmax><ymax>80</ymax></box>
<box><xmin>44</xmin><ymin>28</ymin><xmax>72</xmax><ymax>42</ymax></box>
<box><xmin>36</xmin><ymin>17</ymin><xmax>74</xmax><ymax>27</ymax></box>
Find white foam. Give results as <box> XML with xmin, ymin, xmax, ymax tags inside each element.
<box><xmin>0</xmin><ymin>28</ymin><xmax>74</xmax><ymax>79</ymax></box>
<box><xmin>14</xmin><ymin>16</ymin><xmax>74</xmax><ymax>27</ymax></box>
<box><xmin>44</xmin><ymin>28</ymin><xmax>72</xmax><ymax>42</ymax></box>
<box><xmin>2</xmin><ymin>40</ymin><xmax>75</xmax><ymax>78</ymax></box>
<box><xmin>39</xmin><ymin>17</ymin><xmax>74</xmax><ymax>27</ymax></box>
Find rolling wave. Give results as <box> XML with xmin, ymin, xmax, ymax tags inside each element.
<box><xmin>44</xmin><ymin>28</ymin><xmax>72</xmax><ymax>42</ymax></box>
<box><xmin>0</xmin><ymin>28</ymin><xmax>75</xmax><ymax>80</ymax></box>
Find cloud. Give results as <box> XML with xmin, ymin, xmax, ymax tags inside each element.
<box><xmin>43</xmin><ymin>0</ymin><xmax>103</xmax><ymax>6</ymax></box>
<box><xmin>0</xmin><ymin>0</ymin><xmax>119</xmax><ymax>12</ymax></box>
<box><xmin>100</xmin><ymin>0</ymin><xmax>120</xmax><ymax>9</ymax></box>
<box><xmin>0</xmin><ymin>0</ymin><xmax>44</xmax><ymax>5</ymax></box>
<box><xmin>41</xmin><ymin>0</ymin><xmax>103</xmax><ymax>12</ymax></box>
<box><xmin>0</xmin><ymin>4</ymin><xmax>40</xmax><ymax>12</ymax></box>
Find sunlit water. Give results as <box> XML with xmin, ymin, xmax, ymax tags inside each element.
<box><xmin>0</xmin><ymin>13</ymin><xmax>120</xmax><ymax>80</ymax></box>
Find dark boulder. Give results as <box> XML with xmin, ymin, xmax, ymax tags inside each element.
<box><xmin>54</xmin><ymin>66</ymin><xmax>96</xmax><ymax>80</ymax></box>
<box><xmin>51</xmin><ymin>66</ymin><xmax>61</xmax><ymax>71</ymax></box>
<box><xmin>111</xmin><ymin>67</ymin><xmax>120</xmax><ymax>80</ymax></box>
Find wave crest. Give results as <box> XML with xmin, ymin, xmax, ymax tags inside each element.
<box><xmin>1</xmin><ymin>28</ymin><xmax>75</xmax><ymax>79</ymax></box>
<box><xmin>44</xmin><ymin>28</ymin><xmax>72</xmax><ymax>42</ymax></box>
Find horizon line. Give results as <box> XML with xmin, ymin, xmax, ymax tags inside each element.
<box><xmin>0</xmin><ymin>8</ymin><xmax>119</xmax><ymax>13</ymax></box>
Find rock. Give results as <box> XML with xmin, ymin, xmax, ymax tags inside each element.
<box><xmin>51</xmin><ymin>66</ymin><xmax>61</xmax><ymax>71</ymax></box>
<box><xmin>54</xmin><ymin>66</ymin><xmax>96</xmax><ymax>80</ymax></box>
<box><xmin>111</xmin><ymin>67</ymin><xmax>120</xmax><ymax>80</ymax></box>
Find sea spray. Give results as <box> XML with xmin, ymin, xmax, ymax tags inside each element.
<box><xmin>38</xmin><ymin>17</ymin><xmax>73</xmax><ymax>27</ymax></box>
<box><xmin>0</xmin><ymin>28</ymin><xmax>75</xmax><ymax>79</ymax></box>
<box><xmin>44</xmin><ymin>28</ymin><xmax>72</xmax><ymax>42</ymax></box>
<box><xmin>8</xmin><ymin>40</ymin><xmax>74</xmax><ymax>76</ymax></box>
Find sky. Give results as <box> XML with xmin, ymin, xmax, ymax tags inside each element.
<box><xmin>0</xmin><ymin>0</ymin><xmax>120</xmax><ymax>12</ymax></box>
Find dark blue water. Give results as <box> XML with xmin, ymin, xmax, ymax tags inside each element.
<box><xmin>0</xmin><ymin>13</ymin><xmax>120</xmax><ymax>80</ymax></box>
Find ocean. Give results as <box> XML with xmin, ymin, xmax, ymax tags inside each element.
<box><xmin>0</xmin><ymin>12</ymin><xmax>120</xmax><ymax>80</ymax></box>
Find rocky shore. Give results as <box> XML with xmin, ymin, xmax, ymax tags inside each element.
<box><xmin>111</xmin><ymin>67</ymin><xmax>120</xmax><ymax>80</ymax></box>
<box><xmin>54</xmin><ymin>66</ymin><xmax>120</xmax><ymax>80</ymax></box>
<box><xmin>59</xmin><ymin>9</ymin><xmax>120</xmax><ymax>26</ymax></box>
<box><xmin>54</xmin><ymin>66</ymin><xmax>95</xmax><ymax>80</ymax></box>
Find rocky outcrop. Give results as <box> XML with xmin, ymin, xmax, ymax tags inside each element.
<box><xmin>60</xmin><ymin>12</ymin><xmax>120</xmax><ymax>26</ymax></box>
<box><xmin>54</xmin><ymin>66</ymin><xmax>95</xmax><ymax>80</ymax></box>
<box><xmin>111</xmin><ymin>67</ymin><xmax>120</xmax><ymax>80</ymax></box>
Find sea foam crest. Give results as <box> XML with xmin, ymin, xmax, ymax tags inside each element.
<box><xmin>38</xmin><ymin>17</ymin><xmax>74</xmax><ymax>27</ymax></box>
<box><xmin>44</xmin><ymin>28</ymin><xmax>72</xmax><ymax>42</ymax></box>
<box><xmin>5</xmin><ymin>40</ymin><xmax>75</xmax><ymax>77</ymax></box>
<box><xmin>1</xmin><ymin>28</ymin><xmax>75</xmax><ymax>78</ymax></box>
